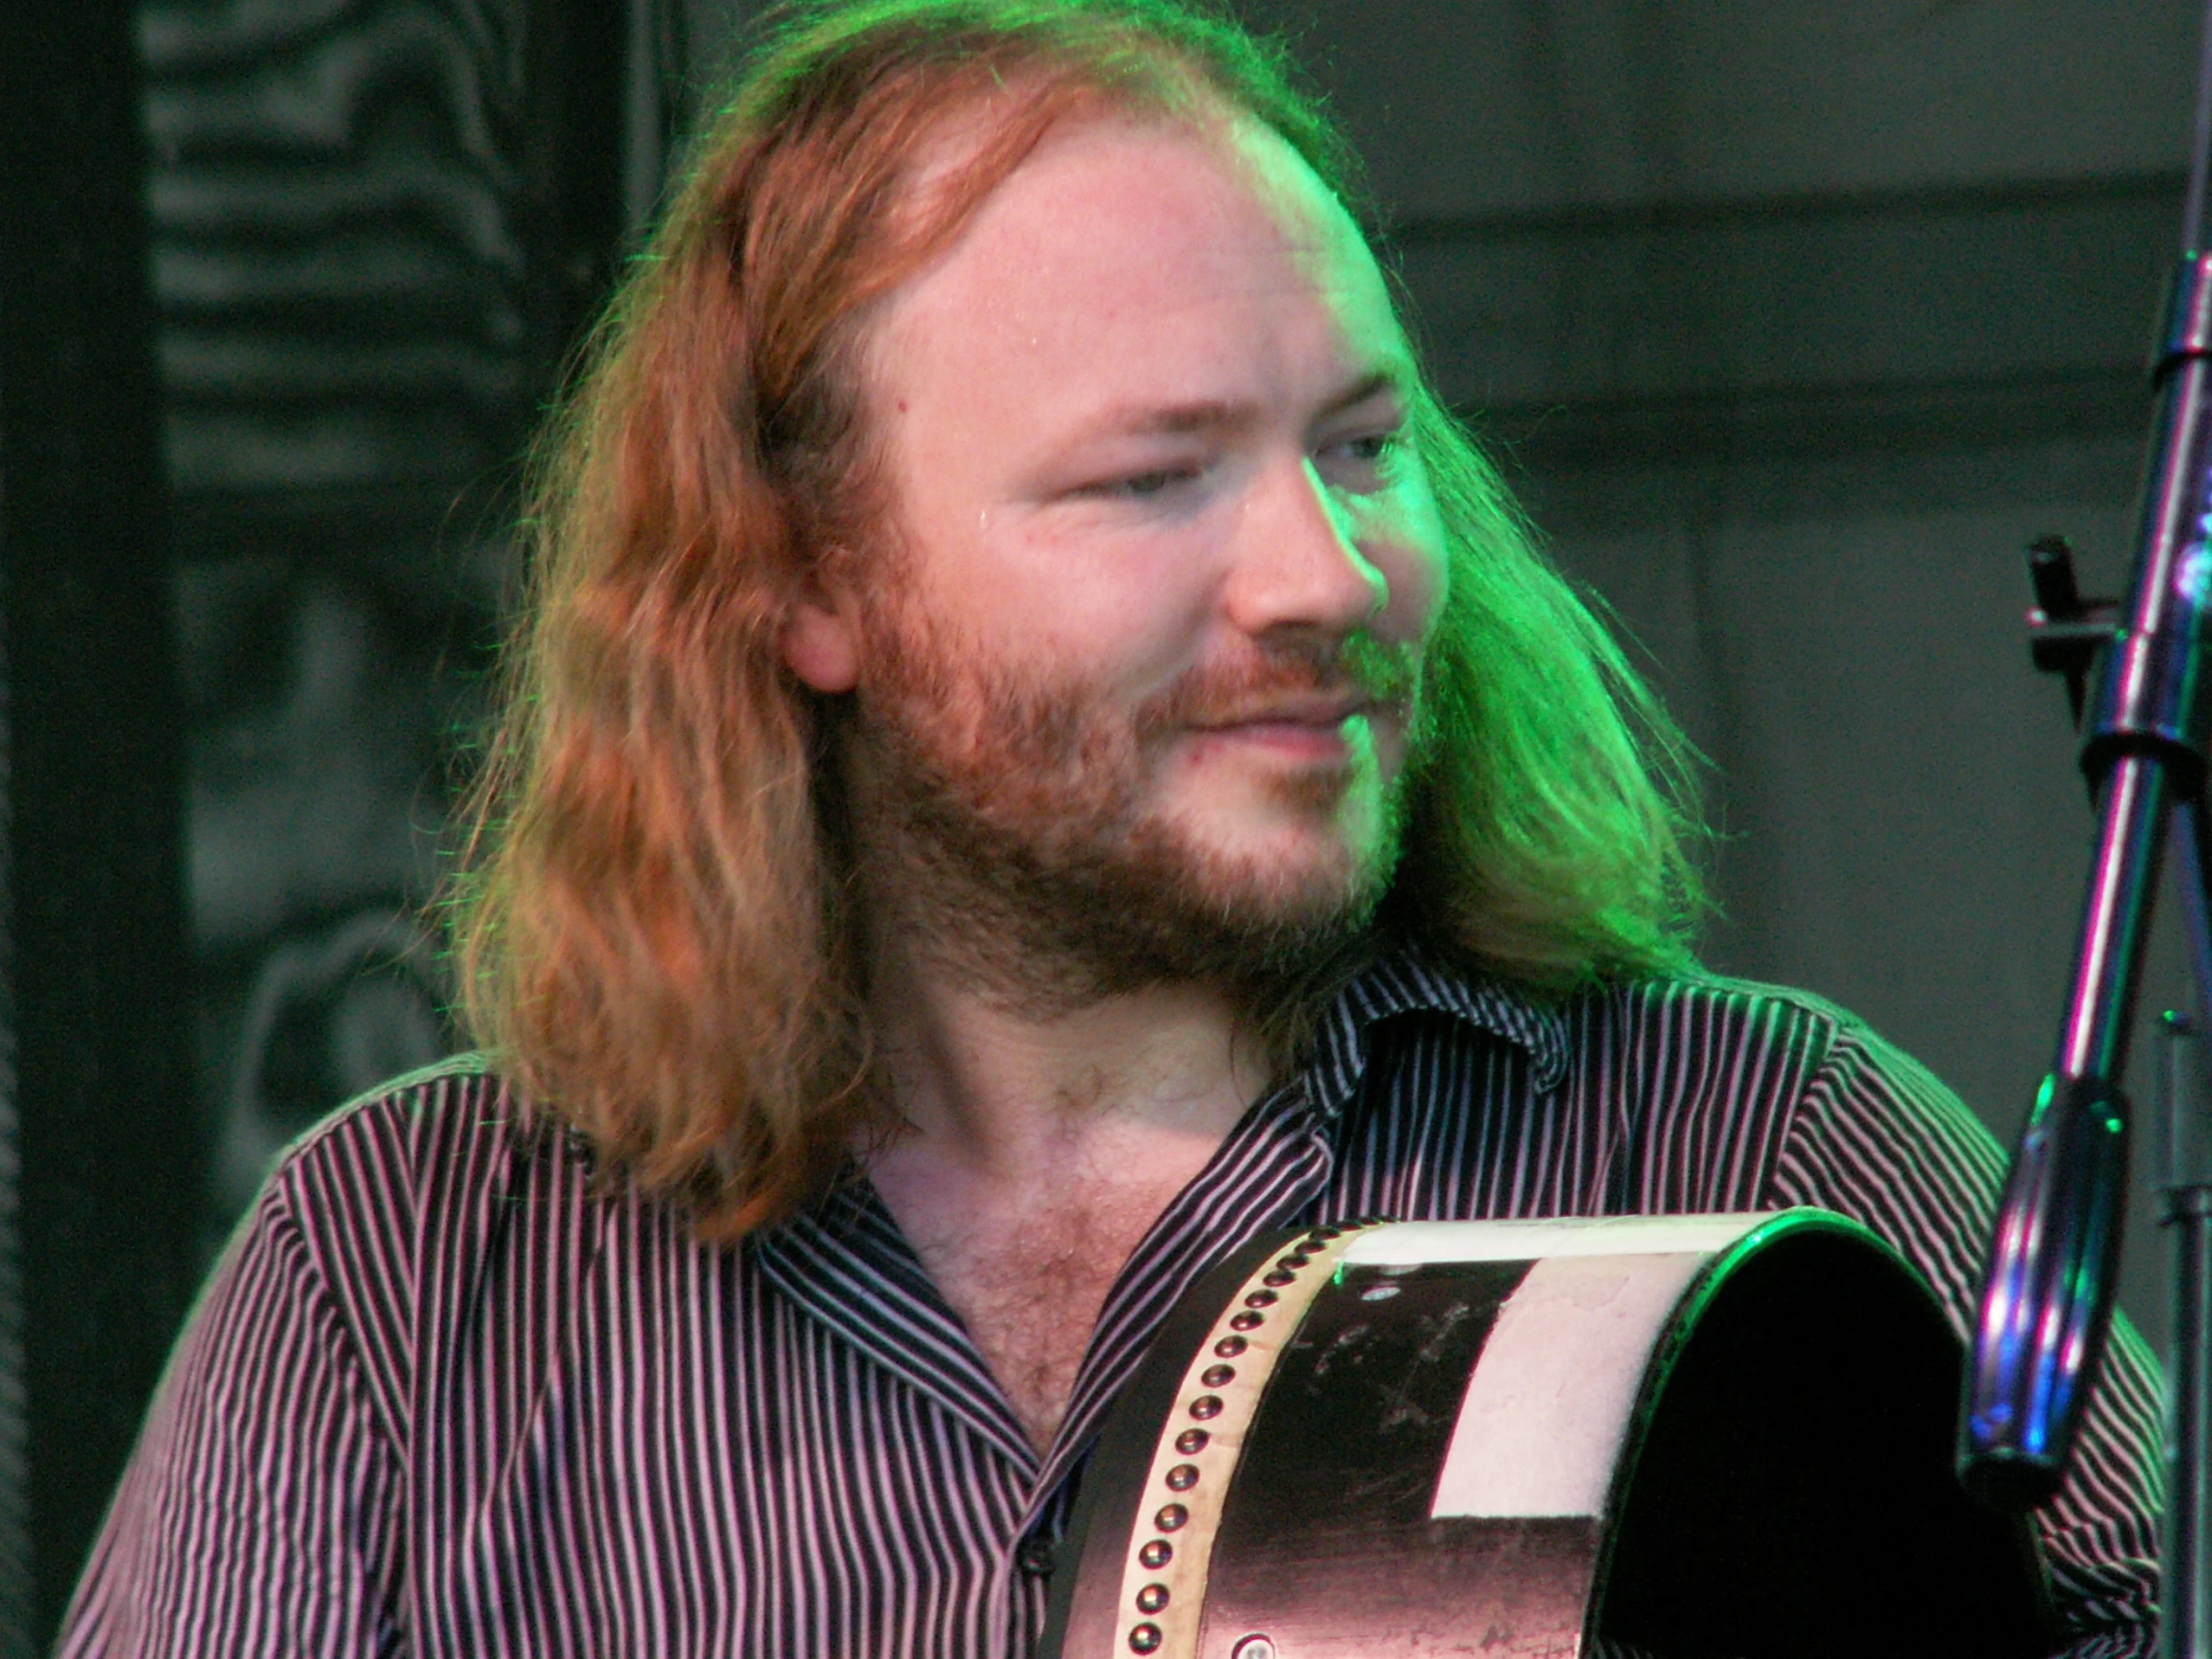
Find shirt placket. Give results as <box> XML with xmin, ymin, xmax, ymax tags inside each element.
<box><xmin>1011</xmin><ymin>1079</ymin><xmax>1342</xmax><ymax>1578</ymax></box>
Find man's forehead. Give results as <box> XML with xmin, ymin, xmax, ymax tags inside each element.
<box><xmin>865</xmin><ymin>111</ymin><xmax>1412</xmax><ymax>412</ymax></box>
<box><xmin>998</xmin><ymin>114</ymin><xmax>1384</xmax><ymax>298</ymax></box>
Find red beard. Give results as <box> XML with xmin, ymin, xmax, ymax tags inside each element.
<box><xmin>838</xmin><ymin>593</ymin><xmax>1424</xmax><ymax>1013</ymax></box>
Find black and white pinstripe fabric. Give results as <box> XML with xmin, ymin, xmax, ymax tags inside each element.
<box><xmin>60</xmin><ymin>949</ymin><xmax>2162</xmax><ymax>1656</ymax></box>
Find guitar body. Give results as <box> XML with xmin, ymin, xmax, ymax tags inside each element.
<box><xmin>1040</xmin><ymin>1210</ymin><xmax>2052</xmax><ymax>1659</ymax></box>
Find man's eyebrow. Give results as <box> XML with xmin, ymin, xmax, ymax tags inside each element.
<box><xmin>1066</xmin><ymin>367</ymin><xmax>1410</xmax><ymax>446</ymax></box>
<box><xmin>1319</xmin><ymin>368</ymin><xmax>1408</xmax><ymax>419</ymax></box>
<box><xmin>1070</xmin><ymin>399</ymin><xmax>1258</xmax><ymax>443</ymax></box>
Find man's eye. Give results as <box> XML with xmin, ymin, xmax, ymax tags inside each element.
<box><xmin>1318</xmin><ymin>426</ymin><xmax>1405</xmax><ymax>484</ymax></box>
<box><xmin>1092</xmin><ymin>466</ymin><xmax>1198</xmax><ymax>499</ymax></box>
<box><xmin>1338</xmin><ymin>429</ymin><xmax>1400</xmax><ymax>463</ymax></box>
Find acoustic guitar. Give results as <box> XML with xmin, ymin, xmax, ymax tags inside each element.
<box><xmin>1039</xmin><ymin>1210</ymin><xmax>2052</xmax><ymax>1659</ymax></box>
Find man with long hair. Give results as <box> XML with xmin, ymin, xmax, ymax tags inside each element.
<box><xmin>64</xmin><ymin>2</ymin><xmax>2157</xmax><ymax>1654</ymax></box>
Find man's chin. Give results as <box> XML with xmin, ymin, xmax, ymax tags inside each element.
<box><xmin>1163</xmin><ymin>808</ymin><xmax>1392</xmax><ymax>904</ymax></box>
<box><xmin>1183</xmin><ymin>859</ymin><xmax>1369</xmax><ymax>930</ymax></box>
<box><xmin>1145</xmin><ymin>825</ymin><xmax>1397</xmax><ymax>955</ymax></box>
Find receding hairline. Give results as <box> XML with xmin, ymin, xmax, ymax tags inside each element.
<box><xmin>846</xmin><ymin>92</ymin><xmax>1404</xmax><ymax>426</ymax></box>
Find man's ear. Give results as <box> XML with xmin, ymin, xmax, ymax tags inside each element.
<box><xmin>780</xmin><ymin>580</ymin><xmax>862</xmax><ymax>694</ymax></box>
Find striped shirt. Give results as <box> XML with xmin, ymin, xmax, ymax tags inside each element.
<box><xmin>60</xmin><ymin>948</ymin><xmax>2161</xmax><ymax>1656</ymax></box>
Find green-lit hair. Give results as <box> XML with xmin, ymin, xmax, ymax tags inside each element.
<box><xmin>1385</xmin><ymin>390</ymin><xmax>1707</xmax><ymax>987</ymax></box>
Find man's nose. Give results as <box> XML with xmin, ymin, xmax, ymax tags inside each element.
<box><xmin>1223</xmin><ymin>455</ymin><xmax>1389</xmax><ymax>638</ymax></box>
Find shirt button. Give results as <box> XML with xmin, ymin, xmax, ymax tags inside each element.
<box><xmin>1016</xmin><ymin>1534</ymin><xmax>1057</xmax><ymax>1577</ymax></box>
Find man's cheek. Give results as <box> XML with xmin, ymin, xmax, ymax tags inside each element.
<box><xmin>1381</xmin><ymin>480</ymin><xmax>1448</xmax><ymax>633</ymax></box>
<box><xmin>1396</xmin><ymin>538</ymin><xmax>1449</xmax><ymax>646</ymax></box>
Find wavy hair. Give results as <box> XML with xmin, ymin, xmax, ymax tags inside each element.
<box><xmin>446</xmin><ymin>0</ymin><xmax>1707</xmax><ymax>1238</ymax></box>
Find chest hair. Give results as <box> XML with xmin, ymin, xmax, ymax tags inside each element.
<box><xmin>903</xmin><ymin>1180</ymin><xmax>1184</xmax><ymax>1454</ymax></box>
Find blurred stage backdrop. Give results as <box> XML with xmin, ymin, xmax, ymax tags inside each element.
<box><xmin>0</xmin><ymin>0</ymin><xmax>2199</xmax><ymax>1646</ymax></box>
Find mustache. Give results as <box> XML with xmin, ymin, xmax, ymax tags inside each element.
<box><xmin>1135</xmin><ymin>634</ymin><xmax>1421</xmax><ymax>740</ymax></box>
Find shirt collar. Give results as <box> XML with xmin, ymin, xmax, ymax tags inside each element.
<box><xmin>1305</xmin><ymin>939</ymin><xmax>1571</xmax><ymax>1115</ymax></box>
<box><xmin>750</xmin><ymin>1175</ymin><xmax>1042</xmax><ymax>1473</ymax></box>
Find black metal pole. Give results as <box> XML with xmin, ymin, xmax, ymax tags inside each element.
<box><xmin>1958</xmin><ymin>0</ymin><xmax>2212</xmax><ymax>1513</ymax></box>
<box><xmin>2159</xmin><ymin>998</ymin><xmax>2212</xmax><ymax>1659</ymax></box>
<box><xmin>1960</xmin><ymin>759</ymin><xmax>2164</xmax><ymax>1507</ymax></box>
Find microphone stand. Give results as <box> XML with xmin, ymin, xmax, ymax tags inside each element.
<box><xmin>1957</xmin><ymin>8</ymin><xmax>2212</xmax><ymax>1649</ymax></box>
<box><xmin>2160</xmin><ymin>1011</ymin><xmax>2212</xmax><ymax>1658</ymax></box>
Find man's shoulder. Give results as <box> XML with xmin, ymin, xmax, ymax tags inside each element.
<box><xmin>1558</xmin><ymin>967</ymin><xmax>1963</xmax><ymax>1120</ymax></box>
<box><xmin>1353</xmin><ymin>945</ymin><xmax>1896</xmax><ymax>1095</ymax></box>
<box><xmin>260</xmin><ymin>1052</ymin><xmax>593</xmax><ymax>1235</ymax></box>
<box><xmin>1581</xmin><ymin>967</ymin><xmax>1869</xmax><ymax>1044</ymax></box>
<box><xmin>1542</xmin><ymin>966</ymin><xmax>1914</xmax><ymax>1095</ymax></box>
<box><xmin>279</xmin><ymin>1049</ymin><xmax>520</xmax><ymax>1162</ymax></box>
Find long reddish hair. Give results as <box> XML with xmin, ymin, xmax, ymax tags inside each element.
<box><xmin>447</xmin><ymin>0</ymin><xmax>1704</xmax><ymax>1239</ymax></box>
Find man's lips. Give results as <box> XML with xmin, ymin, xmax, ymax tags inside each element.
<box><xmin>1182</xmin><ymin>694</ymin><xmax>1396</xmax><ymax>760</ymax></box>
<box><xmin>1188</xmin><ymin>693</ymin><xmax>1390</xmax><ymax>733</ymax></box>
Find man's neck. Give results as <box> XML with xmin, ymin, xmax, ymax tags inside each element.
<box><xmin>867</xmin><ymin>965</ymin><xmax>1270</xmax><ymax>1178</ymax></box>
<box><xmin>860</xmin><ymin>955</ymin><xmax>1272</xmax><ymax>1453</ymax></box>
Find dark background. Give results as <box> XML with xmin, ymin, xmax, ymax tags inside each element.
<box><xmin>0</xmin><ymin>0</ymin><xmax>2197</xmax><ymax>1647</ymax></box>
